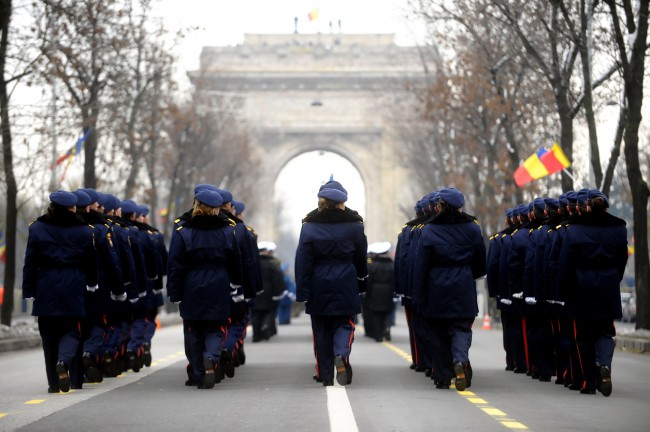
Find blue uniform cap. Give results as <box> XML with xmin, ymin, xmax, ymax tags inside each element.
<box><xmin>233</xmin><ymin>200</ymin><xmax>246</xmax><ymax>214</ymax></box>
<box><xmin>80</xmin><ymin>188</ymin><xmax>99</xmax><ymax>204</ymax></box>
<box><xmin>217</xmin><ymin>188</ymin><xmax>233</xmax><ymax>204</ymax></box>
<box><xmin>414</xmin><ymin>199</ymin><xmax>423</xmax><ymax>214</ymax></box>
<box><xmin>103</xmin><ymin>194</ymin><xmax>119</xmax><ymax>212</ymax></box>
<box><xmin>96</xmin><ymin>191</ymin><xmax>107</xmax><ymax>207</ymax></box>
<box><xmin>577</xmin><ymin>188</ymin><xmax>590</xmax><ymax>205</ymax></box>
<box><xmin>533</xmin><ymin>197</ymin><xmax>546</xmax><ymax>212</ymax></box>
<box><xmin>195</xmin><ymin>189</ymin><xmax>224</xmax><ymax>208</ymax></box>
<box><xmin>565</xmin><ymin>191</ymin><xmax>578</xmax><ymax>204</ymax></box>
<box><xmin>511</xmin><ymin>206</ymin><xmax>520</xmax><ymax>218</ymax></box>
<box><xmin>506</xmin><ymin>208</ymin><xmax>513</xmax><ymax>219</ymax></box>
<box><xmin>558</xmin><ymin>193</ymin><xmax>568</xmax><ymax>207</ymax></box>
<box><xmin>194</xmin><ymin>183</ymin><xmax>219</xmax><ymax>195</ymax></box>
<box><xmin>49</xmin><ymin>190</ymin><xmax>77</xmax><ymax>207</ymax></box>
<box><xmin>427</xmin><ymin>191</ymin><xmax>440</xmax><ymax>208</ymax></box>
<box><xmin>588</xmin><ymin>189</ymin><xmax>609</xmax><ymax>208</ymax></box>
<box><xmin>137</xmin><ymin>204</ymin><xmax>150</xmax><ymax>217</ymax></box>
<box><xmin>439</xmin><ymin>187</ymin><xmax>464</xmax><ymax>209</ymax></box>
<box><xmin>73</xmin><ymin>190</ymin><xmax>91</xmax><ymax>207</ymax></box>
<box><xmin>121</xmin><ymin>199</ymin><xmax>138</xmax><ymax>214</ymax></box>
<box><xmin>517</xmin><ymin>204</ymin><xmax>529</xmax><ymax>217</ymax></box>
<box><xmin>544</xmin><ymin>197</ymin><xmax>560</xmax><ymax>210</ymax></box>
<box><xmin>317</xmin><ymin>180</ymin><xmax>348</xmax><ymax>203</ymax></box>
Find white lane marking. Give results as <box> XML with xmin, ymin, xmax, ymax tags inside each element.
<box><xmin>326</xmin><ymin>386</ymin><xmax>359</xmax><ymax>432</ymax></box>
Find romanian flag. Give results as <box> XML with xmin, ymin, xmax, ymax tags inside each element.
<box><xmin>0</xmin><ymin>229</ymin><xmax>5</xmax><ymax>264</ymax></box>
<box><xmin>55</xmin><ymin>128</ymin><xmax>92</xmax><ymax>166</ymax></box>
<box><xmin>514</xmin><ymin>143</ymin><xmax>571</xmax><ymax>187</ymax></box>
<box><xmin>308</xmin><ymin>8</ymin><xmax>319</xmax><ymax>21</ymax></box>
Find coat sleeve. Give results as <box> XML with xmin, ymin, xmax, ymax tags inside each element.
<box><xmin>354</xmin><ymin>227</ymin><xmax>369</xmax><ymax>294</ymax></box>
<box><xmin>166</xmin><ymin>228</ymin><xmax>188</xmax><ymax>303</ymax></box>
<box><xmin>226</xmin><ymin>228</ymin><xmax>243</xmax><ymax>288</ymax></box>
<box><xmin>22</xmin><ymin>225</ymin><xmax>39</xmax><ymax>299</ymax></box>
<box><xmin>294</xmin><ymin>227</ymin><xmax>313</xmax><ymax>302</ymax></box>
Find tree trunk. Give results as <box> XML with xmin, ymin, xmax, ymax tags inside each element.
<box><xmin>0</xmin><ymin>0</ymin><xmax>16</xmax><ymax>326</ymax></box>
<box><xmin>556</xmin><ymin>95</ymin><xmax>575</xmax><ymax>191</ymax></box>
<box><xmin>601</xmin><ymin>104</ymin><xmax>626</xmax><ymax>196</ymax></box>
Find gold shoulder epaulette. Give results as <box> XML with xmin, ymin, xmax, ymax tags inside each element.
<box><xmin>529</xmin><ymin>228</ymin><xmax>534</xmax><ymax>234</ymax></box>
<box><xmin>537</xmin><ymin>226</ymin><xmax>543</xmax><ymax>231</ymax></box>
<box><xmin>474</xmin><ymin>220</ymin><xmax>480</xmax><ymax>226</ymax></box>
<box><xmin>511</xmin><ymin>229</ymin><xmax>519</xmax><ymax>235</ymax></box>
<box><xmin>555</xmin><ymin>224</ymin><xmax>563</xmax><ymax>229</ymax></box>
<box><xmin>367</xmin><ymin>257</ymin><xmax>373</xmax><ymax>264</ymax></box>
<box><xmin>88</xmin><ymin>224</ymin><xmax>95</xmax><ymax>229</ymax></box>
<box><xmin>176</xmin><ymin>226</ymin><xmax>184</xmax><ymax>232</ymax></box>
<box><xmin>174</xmin><ymin>218</ymin><xmax>181</xmax><ymax>224</ymax></box>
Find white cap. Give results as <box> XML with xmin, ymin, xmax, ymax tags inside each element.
<box><xmin>257</xmin><ymin>241</ymin><xmax>277</xmax><ymax>251</ymax></box>
<box><xmin>368</xmin><ymin>241</ymin><xmax>391</xmax><ymax>255</ymax></box>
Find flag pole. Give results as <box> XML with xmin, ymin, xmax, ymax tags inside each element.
<box><xmin>562</xmin><ymin>168</ymin><xmax>575</xmax><ymax>181</ymax></box>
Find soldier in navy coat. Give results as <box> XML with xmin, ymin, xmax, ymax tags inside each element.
<box><xmin>295</xmin><ymin>180</ymin><xmax>368</xmax><ymax>386</ymax></box>
<box><xmin>412</xmin><ymin>187</ymin><xmax>486</xmax><ymax>391</ymax></box>
<box><xmin>167</xmin><ymin>189</ymin><xmax>243</xmax><ymax>389</ymax></box>
<box><xmin>556</xmin><ymin>189</ymin><xmax>627</xmax><ymax>397</ymax></box>
<box><xmin>22</xmin><ymin>190</ymin><xmax>98</xmax><ymax>393</ymax></box>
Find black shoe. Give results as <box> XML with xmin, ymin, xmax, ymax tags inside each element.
<box><xmin>56</xmin><ymin>362</ymin><xmax>70</xmax><ymax>393</ymax></box>
<box><xmin>505</xmin><ymin>366</ymin><xmax>515</xmax><ymax>371</ymax></box>
<box><xmin>597</xmin><ymin>366</ymin><xmax>612</xmax><ymax>397</ymax></box>
<box><xmin>101</xmin><ymin>353</ymin><xmax>118</xmax><ymax>378</ymax></box>
<box><xmin>313</xmin><ymin>374</ymin><xmax>323</xmax><ymax>383</ymax></box>
<box><xmin>454</xmin><ymin>361</ymin><xmax>466</xmax><ymax>392</ymax></box>
<box><xmin>415</xmin><ymin>365</ymin><xmax>427</xmax><ymax>373</ymax></box>
<box><xmin>555</xmin><ymin>377</ymin><xmax>564</xmax><ymax>385</ymax></box>
<box><xmin>346</xmin><ymin>360</ymin><xmax>353</xmax><ymax>385</ymax></box>
<box><xmin>142</xmin><ymin>343</ymin><xmax>152</xmax><ymax>367</ymax></box>
<box><xmin>539</xmin><ymin>376</ymin><xmax>552</xmax><ymax>382</ymax></box>
<box><xmin>383</xmin><ymin>329</ymin><xmax>391</xmax><ymax>341</ymax></box>
<box><xmin>82</xmin><ymin>352</ymin><xmax>103</xmax><ymax>383</ymax></box>
<box><xmin>435</xmin><ymin>381</ymin><xmax>450</xmax><ymax>389</ymax></box>
<box><xmin>409</xmin><ymin>363</ymin><xmax>417</xmax><ymax>370</ymax></box>
<box><xmin>47</xmin><ymin>386</ymin><xmax>60</xmax><ymax>393</ymax></box>
<box><xmin>221</xmin><ymin>350</ymin><xmax>235</xmax><ymax>378</ymax></box>
<box><xmin>466</xmin><ymin>361</ymin><xmax>473</xmax><ymax>389</ymax></box>
<box><xmin>322</xmin><ymin>379</ymin><xmax>334</xmax><ymax>387</ymax></box>
<box><xmin>233</xmin><ymin>349</ymin><xmax>241</xmax><ymax>368</ymax></box>
<box><xmin>334</xmin><ymin>355</ymin><xmax>349</xmax><ymax>386</ymax></box>
<box><xmin>238</xmin><ymin>346</ymin><xmax>246</xmax><ymax>365</ymax></box>
<box><xmin>580</xmin><ymin>387</ymin><xmax>596</xmax><ymax>395</ymax></box>
<box><xmin>513</xmin><ymin>367</ymin><xmax>527</xmax><ymax>374</ymax></box>
<box><xmin>127</xmin><ymin>350</ymin><xmax>140</xmax><ymax>373</ymax></box>
<box><xmin>568</xmin><ymin>383</ymin><xmax>582</xmax><ymax>391</ymax></box>
<box><xmin>425</xmin><ymin>368</ymin><xmax>432</xmax><ymax>378</ymax></box>
<box><xmin>198</xmin><ymin>358</ymin><xmax>215</xmax><ymax>389</ymax></box>
<box><xmin>215</xmin><ymin>362</ymin><xmax>224</xmax><ymax>383</ymax></box>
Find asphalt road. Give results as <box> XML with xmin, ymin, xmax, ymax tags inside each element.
<box><xmin>1</xmin><ymin>311</ymin><xmax>649</xmax><ymax>432</ymax></box>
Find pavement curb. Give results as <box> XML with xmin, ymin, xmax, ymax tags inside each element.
<box><xmin>616</xmin><ymin>336</ymin><xmax>650</xmax><ymax>354</ymax></box>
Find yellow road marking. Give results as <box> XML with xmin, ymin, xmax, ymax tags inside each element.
<box><xmin>382</xmin><ymin>340</ymin><xmax>529</xmax><ymax>430</ymax></box>
<box><xmin>0</xmin><ymin>413</ymin><xmax>7</xmax><ymax>418</ymax></box>
<box><xmin>25</xmin><ymin>400</ymin><xmax>45</xmax><ymax>405</ymax></box>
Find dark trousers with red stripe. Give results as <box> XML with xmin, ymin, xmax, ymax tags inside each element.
<box><xmin>38</xmin><ymin>316</ymin><xmax>81</xmax><ymax>389</ymax></box>
<box><xmin>574</xmin><ymin>318</ymin><xmax>616</xmax><ymax>390</ymax></box>
<box><xmin>310</xmin><ymin>315</ymin><xmax>355</xmax><ymax>381</ymax></box>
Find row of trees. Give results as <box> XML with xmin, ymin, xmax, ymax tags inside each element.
<box><xmin>393</xmin><ymin>0</ymin><xmax>649</xmax><ymax>328</ymax></box>
<box><xmin>0</xmin><ymin>0</ymin><xmax>257</xmax><ymax>325</ymax></box>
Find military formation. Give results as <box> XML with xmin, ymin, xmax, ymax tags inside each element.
<box><xmin>486</xmin><ymin>189</ymin><xmax>628</xmax><ymax>397</ymax></box>
<box><xmin>23</xmin><ymin>189</ymin><xmax>167</xmax><ymax>393</ymax></box>
<box><xmin>394</xmin><ymin>188</ymin><xmax>487</xmax><ymax>391</ymax></box>
<box><xmin>22</xmin><ymin>182</ymin><xmax>628</xmax><ymax>397</ymax></box>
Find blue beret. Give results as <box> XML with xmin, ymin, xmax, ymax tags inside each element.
<box><xmin>196</xmin><ymin>189</ymin><xmax>224</xmax><ymax>208</ymax></box>
<box><xmin>233</xmin><ymin>200</ymin><xmax>246</xmax><ymax>214</ymax></box>
<box><xmin>49</xmin><ymin>190</ymin><xmax>77</xmax><ymax>207</ymax></box>
<box><xmin>588</xmin><ymin>189</ymin><xmax>609</xmax><ymax>208</ymax></box>
<box><xmin>528</xmin><ymin>202</ymin><xmax>534</xmax><ymax>213</ymax></box>
<box><xmin>518</xmin><ymin>204</ymin><xmax>529</xmax><ymax>216</ymax></box>
<box><xmin>194</xmin><ymin>183</ymin><xmax>219</xmax><ymax>195</ymax></box>
<box><xmin>95</xmin><ymin>191</ymin><xmax>107</xmax><ymax>207</ymax></box>
<box><xmin>137</xmin><ymin>205</ymin><xmax>150</xmax><ymax>217</ymax></box>
<box><xmin>80</xmin><ymin>188</ymin><xmax>98</xmax><ymax>204</ymax></box>
<box><xmin>121</xmin><ymin>199</ymin><xmax>138</xmax><ymax>214</ymax></box>
<box><xmin>511</xmin><ymin>206</ymin><xmax>519</xmax><ymax>218</ymax></box>
<box><xmin>103</xmin><ymin>194</ymin><xmax>119</xmax><ymax>212</ymax></box>
<box><xmin>73</xmin><ymin>190</ymin><xmax>91</xmax><ymax>207</ymax></box>
<box><xmin>558</xmin><ymin>193</ymin><xmax>568</xmax><ymax>207</ymax></box>
<box><xmin>427</xmin><ymin>191</ymin><xmax>440</xmax><ymax>208</ymax></box>
<box><xmin>506</xmin><ymin>208</ymin><xmax>513</xmax><ymax>219</ymax></box>
<box><xmin>544</xmin><ymin>197</ymin><xmax>560</xmax><ymax>210</ymax></box>
<box><xmin>577</xmin><ymin>188</ymin><xmax>590</xmax><ymax>205</ymax></box>
<box><xmin>533</xmin><ymin>197</ymin><xmax>546</xmax><ymax>212</ymax></box>
<box><xmin>414</xmin><ymin>199</ymin><xmax>423</xmax><ymax>214</ymax></box>
<box><xmin>217</xmin><ymin>188</ymin><xmax>233</xmax><ymax>204</ymax></box>
<box><xmin>565</xmin><ymin>191</ymin><xmax>578</xmax><ymax>204</ymax></box>
<box><xmin>439</xmin><ymin>187</ymin><xmax>464</xmax><ymax>208</ymax></box>
<box><xmin>317</xmin><ymin>180</ymin><xmax>348</xmax><ymax>203</ymax></box>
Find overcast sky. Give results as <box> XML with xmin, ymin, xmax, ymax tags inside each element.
<box><xmin>152</xmin><ymin>0</ymin><xmax>425</xmax><ymax>86</ymax></box>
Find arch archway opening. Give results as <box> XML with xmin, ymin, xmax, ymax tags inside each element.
<box><xmin>272</xmin><ymin>150</ymin><xmax>366</xmax><ymax>268</ymax></box>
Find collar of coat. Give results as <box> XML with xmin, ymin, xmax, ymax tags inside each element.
<box><xmin>79</xmin><ymin>209</ymin><xmax>109</xmax><ymax>226</ymax></box>
<box><xmin>570</xmin><ymin>210</ymin><xmax>626</xmax><ymax>227</ymax></box>
<box><xmin>183</xmin><ymin>214</ymin><xmax>234</xmax><ymax>230</ymax></box>
<box><xmin>303</xmin><ymin>207</ymin><xmax>364</xmax><ymax>224</ymax></box>
<box><xmin>406</xmin><ymin>213</ymin><xmax>430</xmax><ymax>227</ymax></box>
<box><xmin>426</xmin><ymin>209</ymin><xmax>476</xmax><ymax>225</ymax></box>
<box><xmin>37</xmin><ymin>208</ymin><xmax>88</xmax><ymax>227</ymax></box>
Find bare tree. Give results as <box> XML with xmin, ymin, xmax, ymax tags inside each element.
<box><xmin>33</xmin><ymin>0</ymin><xmax>128</xmax><ymax>189</ymax></box>
<box><xmin>604</xmin><ymin>0</ymin><xmax>650</xmax><ymax>329</ymax></box>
